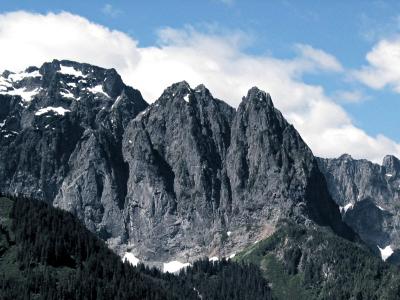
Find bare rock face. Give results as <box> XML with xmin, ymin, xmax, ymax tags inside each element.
<box><xmin>0</xmin><ymin>59</ymin><xmax>148</xmax><ymax>240</ymax></box>
<box><xmin>122</xmin><ymin>83</ymin><xmax>353</xmax><ymax>264</ymax></box>
<box><xmin>0</xmin><ymin>61</ymin><xmax>353</xmax><ymax>266</ymax></box>
<box><xmin>318</xmin><ymin>154</ymin><xmax>400</xmax><ymax>262</ymax></box>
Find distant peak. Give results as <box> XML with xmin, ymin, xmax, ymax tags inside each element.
<box><xmin>170</xmin><ymin>81</ymin><xmax>191</xmax><ymax>92</ymax></box>
<box><xmin>339</xmin><ymin>154</ymin><xmax>353</xmax><ymax>160</ymax></box>
<box><xmin>245</xmin><ymin>87</ymin><xmax>273</xmax><ymax>106</ymax></box>
<box><xmin>383</xmin><ymin>155</ymin><xmax>400</xmax><ymax>170</ymax></box>
<box><xmin>160</xmin><ymin>81</ymin><xmax>193</xmax><ymax>103</ymax></box>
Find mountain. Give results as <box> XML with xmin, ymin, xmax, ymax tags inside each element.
<box><xmin>235</xmin><ymin>220</ymin><xmax>400</xmax><ymax>300</ymax></box>
<box><xmin>0</xmin><ymin>195</ymin><xmax>273</xmax><ymax>300</ymax></box>
<box><xmin>0</xmin><ymin>59</ymin><xmax>147</xmax><ymax>244</ymax></box>
<box><xmin>122</xmin><ymin>82</ymin><xmax>354</xmax><ymax>265</ymax></box>
<box><xmin>0</xmin><ymin>60</ymin><xmax>353</xmax><ymax>267</ymax></box>
<box><xmin>0</xmin><ymin>195</ymin><xmax>196</xmax><ymax>299</ymax></box>
<box><xmin>318</xmin><ymin>154</ymin><xmax>400</xmax><ymax>263</ymax></box>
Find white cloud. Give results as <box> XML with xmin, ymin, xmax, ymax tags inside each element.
<box><xmin>0</xmin><ymin>11</ymin><xmax>140</xmax><ymax>73</ymax></box>
<box><xmin>354</xmin><ymin>37</ymin><xmax>400</xmax><ymax>93</ymax></box>
<box><xmin>0</xmin><ymin>10</ymin><xmax>399</xmax><ymax>163</ymax></box>
<box><xmin>295</xmin><ymin>43</ymin><xmax>344</xmax><ymax>72</ymax></box>
<box><xmin>334</xmin><ymin>90</ymin><xmax>366</xmax><ymax>103</ymax></box>
<box><xmin>102</xmin><ymin>4</ymin><xmax>122</xmax><ymax>18</ymax></box>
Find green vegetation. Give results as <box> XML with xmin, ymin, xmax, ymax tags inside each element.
<box><xmin>0</xmin><ymin>195</ymin><xmax>272</xmax><ymax>300</ymax></box>
<box><xmin>235</xmin><ymin>220</ymin><xmax>400</xmax><ymax>300</ymax></box>
<box><xmin>4</xmin><ymin>192</ymin><xmax>399</xmax><ymax>299</ymax></box>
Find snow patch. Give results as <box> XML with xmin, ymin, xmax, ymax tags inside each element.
<box><xmin>111</xmin><ymin>95</ymin><xmax>123</xmax><ymax>109</ymax></box>
<box><xmin>378</xmin><ymin>245</ymin><xmax>393</xmax><ymax>261</ymax></box>
<box><xmin>377</xmin><ymin>205</ymin><xmax>386</xmax><ymax>211</ymax></box>
<box><xmin>163</xmin><ymin>261</ymin><xmax>191</xmax><ymax>273</ymax></box>
<box><xmin>60</xmin><ymin>89</ymin><xmax>74</xmax><ymax>98</ymax></box>
<box><xmin>183</xmin><ymin>93</ymin><xmax>190</xmax><ymax>102</ymax></box>
<box><xmin>0</xmin><ymin>76</ymin><xmax>12</xmax><ymax>91</ymax></box>
<box><xmin>228</xmin><ymin>253</ymin><xmax>236</xmax><ymax>259</ymax></box>
<box><xmin>8</xmin><ymin>70</ymin><xmax>41</xmax><ymax>82</ymax></box>
<box><xmin>87</xmin><ymin>85</ymin><xmax>109</xmax><ymax>97</ymax></box>
<box><xmin>123</xmin><ymin>252</ymin><xmax>140</xmax><ymax>267</ymax></box>
<box><xmin>59</xmin><ymin>65</ymin><xmax>86</xmax><ymax>78</ymax></box>
<box><xmin>0</xmin><ymin>87</ymin><xmax>40</xmax><ymax>102</ymax></box>
<box><xmin>209</xmin><ymin>256</ymin><xmax>219</xmax><ymax>262</ymax></box>
<box><xmin>35</xmin><ymin>106</ymin><xmax>70</xmax><ymax>116</ymax></box>
<box><xmin>66</xmin><ymin>82</ymin><xmax>77</xmax><ymax>88</ymax></box>
<box><xmin>340</xmin><ymin>203</ymin><xmax>353</xmax><ymax>213</ymax></box>
<box><xmin>227</xmin><ymin>231</ymin><xmax>232</xmax><ymax>237</ymax></box>
<box><xmin>385</xmin><ymin>173</ymin><xmax>393</xmax><ymax>178</ymax></box>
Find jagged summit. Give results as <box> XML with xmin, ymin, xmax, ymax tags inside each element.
<box><xmin>245</xmin><ymin>86</ymin><xmax>273</xmax><ymax>105</ymax></box>
<box><xmin>0</xmin><ymin>59</ymin><xmax>127</xmax><ymax>103</ymax></box>
<box><xmin>337</xmin><ymin>153</ymin><xmax>353</xmax><ymax>161</ymax></box>
<box><xmin>383</xmin><ymin>154</ymin><xmax>400</xmax><ymax>172</ymax></box>
<box><xmin>318</xmin><ymin>153</ymin><xmax>400</xmax><ymax>262</ymax></box>
<box><xmin>1</xmin><ymin>60</ymin><xmax>355</xmax><ymax>267</ymax></box>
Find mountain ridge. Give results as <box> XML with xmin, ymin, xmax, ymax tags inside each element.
<box><xmin>1</xmin><ymin>59</ymin><xmax>354</xmax><ymax>267</ymax></box>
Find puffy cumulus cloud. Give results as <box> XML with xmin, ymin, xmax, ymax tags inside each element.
<box><xmin>295</xmin><ymin>44</ymin><xmax>344</xmax><ymax>72</ymax></box>
<box><xmin>354</xmin><ymin>37</ymin><xmax>400</xmax><ymax>92</ymax></box>
<box><xmin>0</xmin><ymin>11</ymin><xmax>399</xmax><ymax>163</ymax></box>
<box><xmin>0</xmin><ymin>11</ymin><xmax>140</xmax><ymax>73</ymax></box>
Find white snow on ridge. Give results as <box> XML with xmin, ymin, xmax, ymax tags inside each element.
<box><xmin>385</xmin><ymin>173</ymin><xmax>393</xmax><ymax>178</ymax></box>
<box><xmin>163</xmin><ymin>261</ymin><xmax>191</xmax><ymax>273</ymax></box>
<box><xmin>183</xmin><ymin>93</ymin><xmax>190</xmax><ymax>102</ymax></box>
<box><xmin>340</xmin><ymin>203</ymin><xmax>353</xmax><ymax>213</ymax></box>
<box><xmin>229</xmin><ymin>253</ymin><xmax>236</xmax><ymax>259</ymax></box>
<box><xmin>377</xmin><ymin>205</ymin><xmax>386</xmax><ymax>211</ymax></box>
<box><xmin>67</xmin><ymin>82</ymin><xmax>77</xmax><ymax>88</ymax></box>
<box><xmin>0</xmin><ymin>87</ymin><xmax>41</xmax><ymax>102</ymax></box>
<box><xmin>60</xmin><ymin>89</ymin><xmax>75</xmax><ymax>98</ymax></box>
<box><xmin>123</xmin><ymin>252</ymin><xmax>140</xmax><ymax>267</ymax></box>
<box><xmin>87</xmin><ymin>85</ymin><xmax>109</xmax><ymax>97</ymax></box>
<box><xmin>35</xmin><ymin>106</ymin><xmax>71</xmax><ymax>116</ymax></box>
<box><xmin>111</xmin><ymin>95</ymin><xmax>123</xmax><ymax>110</ymax></box>
<box><xmin>378</xmin><ymin>245</ymin><xmax>393</xmax><ymax>261</ymax></box>
<box><xmin>8</xmin><ymin>70</ymin><xmax>41</xmax><ymax>82</ymax></box>
<box><xmin>59</xmin><ymin>65</ymin><xmax>86</xmax><ymax>78</ymax></box>
<box><xmin>0</xmin><ymin>77</ymin><xmax>12</xmax><ymax>91</ymax></box>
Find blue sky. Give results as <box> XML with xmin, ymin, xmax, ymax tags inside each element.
<box><xmin>1</xmin><ymin>1</ymin><xmax>400</xmax><ymax>161</ymax></box>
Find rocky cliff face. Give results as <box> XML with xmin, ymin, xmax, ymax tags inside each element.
<box><xmin>122</xmin><ymin>82</ymin><xmax>353</xmax><ymax>264</ymax></box>
<box><xmin>0</xmin><ymin>60</ymin><xmax>353</xmax><ymax>266</ymax></box>
<box><xmin>318</xmin><ymin>154</ymin><xmax>400</xmax><ymax>262</ymax></box>
<box><xmin>0</xmin><ymin>59</ymin><xmax>148</xmax><ymax>240</ymax></box>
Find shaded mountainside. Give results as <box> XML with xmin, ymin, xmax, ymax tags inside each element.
<box><xmin>0</xmin><ymin>60</ymin><xmax>353</xmax><ymax>265</ymax></box>
<box><xmin>318</xmin><ymin>155</ymin><xmax>400</xmax><ymax>263</ymax></box>
<box><xmin>121</xmin><ymin>82</ymin><xmax>353</xmax><ymax>263</ymax></box>
<box><xmin>0</xmin><ymin>195</ymin><xmax>272</xmax><ymax>300</ymax></box>
<box><xmin>0</xmin><ymin>59</ymin><xmax>148</xmax><ymax>243</ymax></box>
<box><xmin>235</xmin><ymin>220</ymin><xmax>400</xmax><ymax>300</ymax></box>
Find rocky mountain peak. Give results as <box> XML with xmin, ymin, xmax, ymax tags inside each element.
<box><xmin>383</xmin><ymin>155</ymin><xmax>400</xmax><ymax>176</ymax></box>
<box><xmin>243</xmin><ymin>86</ymin><xmax>273</xmax><ymax>106</ymax></box>
<box><xmin>159</xmin><ymin>80</ymin><xmax>192</xmax><ymax>104</ymax></box>
<box><xmin>0</xmin><ymin>61</ymin><xmax>355</xmax><ymax>267</ymax></box>
<box><xmin>338</xmin><ymin>153</ymin><xmax>353</xmax><ymax>160</ymax></box>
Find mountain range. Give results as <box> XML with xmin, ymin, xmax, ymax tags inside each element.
<box><xmin>1</xmin><ymin>59</ymin><xmax>400</xmax><ymax>298</ymax></box>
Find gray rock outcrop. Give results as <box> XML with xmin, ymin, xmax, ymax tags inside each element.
<box><xmin>318</xmin><ymin>154</ymin><xmax>400</xmax><ymax>262</ymax></box>
<box><xmin>0</xmin><ymin>60</ymin><xmax>354</xmax><ymax>266</ymax></box>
